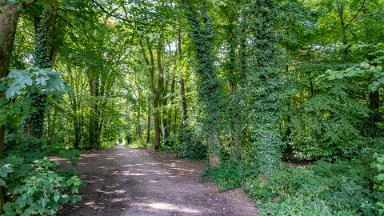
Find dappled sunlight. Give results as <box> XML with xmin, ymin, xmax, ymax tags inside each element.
<box><xmin>85</xmin><ymin>201</ymin><xmax>96</xmax><ymax>206</ymax></box>
<box><xmin>146</xmin><ymin>162</ymin><xmax>161</xmax><ymax>166</ymax></box>
<box><xmin>95</xmin><ymin>188</ymin><xmax>126</xmax><ymax>195</ymax></box>
<box><xmin>134</xmin><ymin>202</ymin><xmax>201</xmax><ymax>214</ymax></box>
<box><xmin>167</xmin><ymin>166</ymin><xmax>196</xmax><ymax>173</ymax></box>
<box><xmin>59</xmin><ymin>147</ymin><xmax>258</xmax><ymax>216</ymax></box>
<box><xmin>121</xmin><ymin>171</ymin><xmax>146</xmax><ymax>176</ymax></box>
<box><xmin>123</xmin><ymin>163</ymin><xmax>144</xmax><ymax>167</ymax></box>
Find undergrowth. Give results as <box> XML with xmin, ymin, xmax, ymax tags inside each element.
<box><xmin>204</xmin><ymin>155</ymin><xmax>381</xmax><ymax>215</ymax></box>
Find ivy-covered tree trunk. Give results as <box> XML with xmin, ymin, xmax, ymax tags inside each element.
<box><xmin>182</xmin><ymin>0</ymin><xmax>221</xmax><ymax>167</ymax></box>
<box><xmin>243</xmin><ymin>0</ymin><xmax>285</xmax><ymax>179</ymax></box>
<box><xmin>25</xmin><ymin>9</ymin><xmax>57</xmax><ymax>138</ymax></box>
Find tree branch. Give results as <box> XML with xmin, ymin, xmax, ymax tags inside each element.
<box><xmin>91</xmin><ymin>0</ymin><xmax>149</xmax><ymax>26</ymax></box>
<box><xmin>344</xmin><ymin>0</ymin><xmax>366</xmax><ymax>30</ymax></box>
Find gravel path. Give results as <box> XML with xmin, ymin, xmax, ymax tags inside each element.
<box><xmin>59</xmin><ymin>146</ymin><xmax>257</xmax><ymax>216</ymax></box>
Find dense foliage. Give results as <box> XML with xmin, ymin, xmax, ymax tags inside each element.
<box><xmin>1</xmin><ymin>0</ymin><xmax>384</xmax><ymax>215</ymax></box>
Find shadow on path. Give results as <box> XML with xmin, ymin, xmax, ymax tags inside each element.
<box><xmin>59</xmin><ymin>146</ymin><xmax>257</xmax><ymax>216</ymax></box>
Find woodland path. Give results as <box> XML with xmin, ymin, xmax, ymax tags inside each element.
<box><xmin>59</xmin><ymin>146</ymin><xmax>257</xmax><ymax>216</ymax></box>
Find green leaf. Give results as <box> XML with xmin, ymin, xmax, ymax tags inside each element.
<box><xmin>53</xmin><ymin>192</ymin><xmax>60</xmax><ymax>202</ymax></box>
<box><xmin>377</xmin><ymin>174</ymin><xmax>384</xmax><ymax>181</ymax></box>
<box><xmin>0</xmin><ymin>164</ymin><xmax>13</xmax><ymax>177</ymax></box>
<box><xmin>6</xmin><ymin>71</ymin><xmax>33</xmax><ymax>98</ymax></box>
<box><xmin>35</xmin><ymin>76</ymin><xmax>49</xmax><ymax>86</ymax></box>
<box><xmin>360</xmin><ymin>62</ymin><xmax>370</xmax><ymax>69</ymax></box>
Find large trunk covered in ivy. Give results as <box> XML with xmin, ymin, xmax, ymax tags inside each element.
<box><xmin>25</xmin><ymin>9</ymin><xmax>57</xmax><ymax>138</ymax></box>
<box><xmin>182</xmin><ymin>0</ymin><xmax>222</xmax><ymax>167</ymax></box>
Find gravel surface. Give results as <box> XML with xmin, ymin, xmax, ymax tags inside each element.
<box><xmin>59</xmin><ymin>146</ymin><xmax>257</xmax><ymax>216</ymax></box>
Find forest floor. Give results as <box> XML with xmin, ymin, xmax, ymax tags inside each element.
<box><xmin>58</xmin><ymin>145</ymin><xmax>257</xmax><ymax>216</ymax></box>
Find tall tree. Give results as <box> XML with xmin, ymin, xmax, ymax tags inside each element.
<box><xmin>140</xmin><ymin>38</ymin><xmax>164</xmax><ymax>150</ymax></box>
<box><xmin>0</xmin><ymin>0</ymin><xmax>36</xmax><ymax>209</ymax></box>
<box><xmin>24</xmin><ymin>7</ymin><xmax>57</xmax><ymax>137</ymax></box>
<box><xmin>243</xmin><ymin>0</ymin><xmax>285</xmax><ymax>179</ymax></box>
<box><xmin>182</xmin><ymin>0</ymin><xmax>222</xmax><ymax>167</ymax></box>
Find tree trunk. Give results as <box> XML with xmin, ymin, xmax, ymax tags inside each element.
<box><xmin>25</xmin><ymin>9</ymin><xmax>57</xmax><ymax>138</ymax></box>
<box><xmin>162</xmin><ymin>76</ymin><xmax>170</xmax><ymax>146</ymax></box>
<box><xmin>227</xmin><ymin>21</ymin><xmax>236</xmax><ymax>95</ymax></box>
<box><xmin>0</xmin><ymin>0</ymin><xmax>36</xmax><ymax>210</ymax></box>
<box><xmin>0</xmin><ymin>3</ymin><xmax>19</xmax><ymax>79</ymax></box>
<box><xmin>74</xmin><ymin>120</ymin><xmax>81</xmax><ymax>148</ymax></box>
<box><xmin>0</xmin><ymin>3</ymin><xmax>21</xmax><ymax>210</ymax></box>
<box><xmin>136</xmin><ymin>91</ymin><xmax>142</xmax><ymax>138</ymax></box>
<box><xmin>338</xmin><ymin>4</ymin><xmax>349</xmax><ymax>62</ymax></box>
<box><xmin>178</xmin><ymin>77</ymin><xmax>189</xmax><ymax>143</ymax></box>
<box><xmin>146</xmin><ymin>98</ymin><xmax>151</xmax><ymax>144</ymax></box>
<box><xmin>140</xmin><ymin>38</ymin><xmax>164</xmax><ymax>150</ymax></box>
<box><xmin>169</xmin><ymin>75</ymin><xmax>176</xmax><ymax>145</ymax></box>
<box><xmin>182</xmin><ymin>0</ymin><xmax>221</xmax><ymax>167</ymax></box>
<box><xmin>89</xmin><ymin>76</ymin><xmax>100</xmax><ymax>148</ymax></box>
<box><xmin>153</xmin><ymin>94</ymin><xmax>161</xmax><ymax>150</ymax></box>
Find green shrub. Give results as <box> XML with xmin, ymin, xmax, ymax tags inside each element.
<box><xmin>177</xmin><ymin>130</ymin><xmax>207</xmax><ymax>160</ymax></box>
<box><xmin>372</xmin><ymin>153</ymin><xmax>384</xmax><ymax>215</ymax></box>
<box><xmin>258</xmin><ymin>196</ymin><xmax>355</xmax><ymax>216</ymax></box>
<box><xmin>0</xmin><ymin>133</ymin><xmax>82</xmax><ymax>215</ymax></box>
<box><xmin>3</xmin><ymin>158</ymin><xmax>82</xmax><ymax>216</ymax></box>
<box><xmin>208</xmin><ymin>159</ymin><xmax>377</xmax><ymax>215</ymax></box>
<box><xmin>203</xmin><ymin>161</ymin><xmax>242</xmax><ymax>190</ymax></box>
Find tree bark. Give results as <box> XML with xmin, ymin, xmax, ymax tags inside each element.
<box><xmin>0</xmin><ymin>3</ymin><xmax>20</xmax><ymax>78</ymax></box>
<box><xmin>0</xmin><ymin>0</ymin><xmax>36</xmax><ymax>210</ymax></box>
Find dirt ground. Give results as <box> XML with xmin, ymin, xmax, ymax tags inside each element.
<box><xmin>59</xmin><ymin>146</ymin><xmax>258</xmax><ymax>216</ymax></box>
